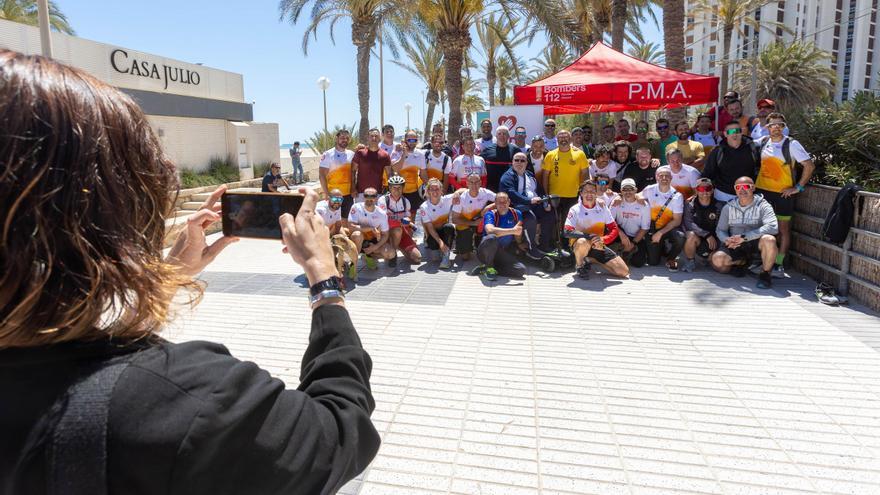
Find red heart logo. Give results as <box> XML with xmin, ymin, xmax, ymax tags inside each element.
<box><xmin>498</xmin><ymin>115</ymin><xmax>517</xmax><ymax>129</ymax></box>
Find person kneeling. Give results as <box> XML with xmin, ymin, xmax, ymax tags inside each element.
<box><xmin>378</xmin><ymin>175</ymin><xmax>422</xmax><ymax>267</ymax></box>
<box><xmin>416</xmin><ymin>178</ymin><xmax>457</xmax><ymax>270</ymax></box>
<box><xmin>348</xmin><ymin>187</ymin><xmax>395</xmax><ymax>269</ymax></box>
<box><xmin>471</xmin><ymin>192</ymin><xmax>528</xmax><ymax>281</ymax></box>
<box><xmin>563</xmin><ymin>180</ymin><xmax>630</xmax><ymax>280</ymax></box>
<box><xmin>681</xmin><ymin>178</ymin><xmax>725</xmax><ymax>272</ymax></box>
<box><xmin>710</xmin><ymin>176</ymin><xmax>779</xmax><ymax>289</ymax></box>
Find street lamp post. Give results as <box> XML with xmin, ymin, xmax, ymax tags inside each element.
<box><xmin>317</xmin><ymin>76</ymin><xmax>330</xmax><ymax>133</ymax></box>
<box><xmin>404</xmin><ymin>103</ymin><xmax>412</xmax><ymax>132</ymax></box>
<box><xmin>37</xmin><ymin>0</ymin><xmax>53</xmax><ymax>57</ymax></box>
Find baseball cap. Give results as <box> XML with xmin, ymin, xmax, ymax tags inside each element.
<box><xmin>696</xmin><ymin>178</ymin><xmax>713</xmax><ymax>186</ymax></box>
<box><xmin>620</xmin><ymin>178</ymin><xmax>637</xmax><ymax>190</ymax></box>
<box><xmin>531</xmin><ymin>135</ymin><xmax>545</xmax><ymax>142</ymax></box>
<box><xmin>757</xmin><ymin>98</ymin><xmax>776</xmax><ymax>108</ymax></box>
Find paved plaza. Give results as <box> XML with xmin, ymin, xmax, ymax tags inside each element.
<box><xmin>164</xmin><ymin>231</ymin><xmax>880</xmax><ymax>495</ymax></box>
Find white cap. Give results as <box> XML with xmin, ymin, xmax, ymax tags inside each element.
<box><xmin>620</xmin><ymin>178</ymin><xmax>637</xmax><ymax>190</ymax></box>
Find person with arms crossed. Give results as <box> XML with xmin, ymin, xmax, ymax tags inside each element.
<box><xmin>470</xmin><ymin>192</ymin><xmax>529</xmax><ymax>281</ymax></box>
<box><xmin>611</xmin><ymin>178</ymin><xmax>651</xmax><ymax>267</ymax></box>
<box><xmin>319</xmin><ymin>129</ymin><xmax>356</xmax><ymax>216</ymax></box>
<box><xmin>348</xmin><ymin>187</ymin><xmax>395</xmax><ymax>269</ymax></box>
<box><xmin>563</xmin><ymin>180</ymin><xmax>630</xmax><ymax>280</ymax></box>
<box><xmin>754</xmin><ymin>112</ymin><xmax>815</xmax><ymax>277</ymax></box>
<box><xmin>351</xmin><ymin>128</ymin><xmax>391</xmax><ymax>202</ymax></box>
<box><xmin>451</xmin><ymin>173</ymin><xmax>496</xmax><ymax>261</ymax></box>
<box><xmin>643</xmin><ymin>166</ymin><xmax>686</xmax><ymax>271</ymax></box>
<box><xmin>681</xmin><ymin>178</ymin><xmax>725</xmax><ymax>273</ymax></box>
<box><xmin>416</xmin><ymin>178</ymin><xmax>457</xmax><ymax>270</ymax></box>
<box><xmin>711</xmin><ymin>176</ymin><xmax>779</xmax><ymax>289</ymax></box>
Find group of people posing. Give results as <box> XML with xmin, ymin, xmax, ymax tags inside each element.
<box><xmin>314</xmin><ymin>97</ymin><xmax>813</xmax><ymax>289</ymax></box>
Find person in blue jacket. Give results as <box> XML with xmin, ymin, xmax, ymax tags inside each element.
<box><xmin>499</xmin><ymin>152</ymin><xmax>556</xmax><ymax>255</ymax></box>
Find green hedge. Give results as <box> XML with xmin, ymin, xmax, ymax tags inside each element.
<box><xmin>179</xmin><ymin>155</ymin><xmax>239</xmax><ymax>189</ymax></box>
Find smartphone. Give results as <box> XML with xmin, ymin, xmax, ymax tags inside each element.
<box><xmin>221</xmin><ymin>192</ymin><xmax>304</xmax><ymax>239</ymax></box>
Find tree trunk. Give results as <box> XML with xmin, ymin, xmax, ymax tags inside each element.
<box><xmin>499</xmin><ymin>84</ymin><xmax>507</xmax><ymax>105</ymax></box>
<box><xmin>424</xmin><ymin>89</ymin><xmax>438</xmax><ymax>140</ymax></box>
<box><xmin>487</xmin><ymin>62</ymin><xmax>496</xmax><ymax>107</ymax></box>
<box><xmin>352</xmin><ymin>21</ymin><xmax>378</xmax><ymax>143</ymax></box>
<box><xmin>440</xmin><ymin>30</ymin><xmax>471</xmax><ymax>145</ymax></box>
<box><xmin>663</xmin><ymin>0</ymin><xmax>686</xmax><ymax>123</ymax></box>
<box><xmin>611</xmin><ymin>0</ymin><xmax>627</xmax><ymax>52</ymax></box>
<box><xmin>720</xmin><ymin>25</ymin><xmax>733</xmax><ymax>95</ymax></box>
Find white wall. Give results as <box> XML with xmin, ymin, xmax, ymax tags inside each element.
<box><xmin>148</xmin><ymin>115</ymin><xmax>229</xmax><ymax>172</ymax></box>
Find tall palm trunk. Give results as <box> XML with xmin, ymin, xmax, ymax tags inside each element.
<box><xmin>440</xmin><ymin>29</ymin><xmax>471</xmax><ymax>144</ymax></box>
<box><xmin>499</xmin><ymin>84</ymin><xmax>507</xmax><ymax>105</ymax></box>
<box><xmin>487</xmin><ymin>63</ymin><xmax>497</xmax><ymax>107</ymax></box>
<box><xmin>352</xmin><ymin>21</ymin><xmax>378</xmax><ymax>143</ymax></box>
<box><xmin>663</xmin><ymin>0</ymin><xmax>687</xmax><ymax>123</ymax></box>
<box><xmin>611</xmin><ymin>0</ymin><xmax>627</xmax><ymax>51</ymax></box>
<box><xmin>424</xmin><ymin>89</ymin><xmax>439</xmax><ymax>139</ymax></box>
<box><xmin>720</xmin><ymin>24</ymin><xmax>734</xmax><ymax>95</ymax></box>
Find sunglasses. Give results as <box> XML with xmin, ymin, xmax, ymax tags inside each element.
<box><xmin>657</xmin><ymin>125</ymin><xmax>669</xmax><ymax>130</ymax></box>
<box><xmin>406</xmin><ymin>138</ymin><xmax>418</xmax><ymax>143</ymax></box>
<box><xmin>597</xmin><ymin>180</ymin><xmax>609</xmax><ymax>186</ymax></box>
<box><xmin>330</xmin><ymin>197</ymin><xmax>344</xmax><ymax>204</ymax></box>
<box><xmin>364</xmin><ymin>194</ymin><xmax>378</xmax><ymax>198</ymax></box>
<box><xmin>768</xmin><ymin>122</ymin><xmax>787</xmax><ymax>128</ymax></box>
<box><xmin>512</xmin><ymin>158</ymin><xmax>527</xmax><ymax>162</ymax></box>
<box><xmin>622</xmin><ymin>187</ymin><xmax>636</xmax><ymax>192</ymax></box>
<box><xmin>696</xmin><ymin>186</ymin><xmax>714</xmax><ymax>193</ymax></box>
<box><xmin>515</xmin><ymin>132</ymin><xmax>527</xmax><ymax>136</ymax></box>
<box><xmin>545</xmin><ymin>123</ymin><xmax>556</xmax><ymax>127</ymax></box>
<box><xmin>725</xmin><ymin>128</ymin><xmax>743</xmax><ymax>135</ymax></box>
<box><xmin>636</xmin><ymin>128</ymin><xmax>648</xmax><ymax>132</ymax></box>
<box><xmin>734</xmin><ymin>184</ymin><xmax>754</xmax><ymax>191</ymax></box>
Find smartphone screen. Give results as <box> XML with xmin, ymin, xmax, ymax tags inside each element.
<box><xmin>221</xmin><ymin>192</ymin><xmax>304</xmax><ymax>239</ymax></box>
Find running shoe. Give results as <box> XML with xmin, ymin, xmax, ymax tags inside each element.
<box><xmin>666</xmin><ymin>259</ymin><xmax>679</xmax><ymax>272</ymax></box>
<box><xmin>388</xmin><ymin>256</ymin><xmax>398</xmax><ymax>268</ymax></box>
<box><xmin>364</xmin><ymin>255</ymin><xmax>378</xmax><ymax>270</ymax></box>
<box><xmin>757</xmin><ymin>270</ymin><xmax>773</xmax><ymax>289</ymax></box>
<box><xmin>771</xmin><ymin>265</ymin><xmax>786</xmax><ymax>278</ymax></box>
<box><xmin>815</xmin><ymin>282</ymin><xmax>839</xmax><ymax>305</ymax></box>
<box><xmin>576</xmin><ymin>263</ymin><xmax>591</xmax><ymax>279</ymax></box>
<box><xmin>484</xmin><ymin>267</ymin><xmax>498</xmax><ymax>281</ymax></box>
<box><xmin>468</xmin><ymin>264</ymin><xmax>486</xmax><ymax>276</ymax></box>
<box><xmin>439</xmin><ymin>252</ymin><xmax>451</xmax><ymax>270</ymax></box>
<box><xmin>347</xmin><ymin>262</ymin><xmax>358</xmax><ymax>282</ymax></box>
<box><xmin>681</xmin><ymin>258</ymin><xmax>696</xmax><ymax>273</ymax></box>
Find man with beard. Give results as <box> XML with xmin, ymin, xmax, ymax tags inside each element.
<box><xmin>351</xmin><ymin>128</ymin><xmax>391</xmax><ymax>202</ymax></box>
<box><xmin>702</xmin><ymin>120</ymin><xmax>760</xmax><ymax>202</ymax></box>
<box><xmin>480</xmin><ymin>125</ymin><xmax>522</xmax><ymax>192</ymax></box>
<box><xmin>666</xmin><ymin>121</ymin><xmax>706</xmax><ymax>170</ymax></box>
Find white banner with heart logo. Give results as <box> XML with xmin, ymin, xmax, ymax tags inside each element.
<box><xmin>489</xmin><ymin>105</ymin><xmax>545</xmax><ymax>142</ymax></box>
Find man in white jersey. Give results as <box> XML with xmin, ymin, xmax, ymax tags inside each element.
<box><xmin>451</xmin><ymin>173</ymin><xmax>496</xmax><ymax>261</ymax></box>
<box><xmin>611</xmin><ymin>178</ymin><xmax>650</xmax><ymax>266</ymax></box>
<box><xmin>452</xmin><ymin>125</ymin><xmax>479</xmax><ymax>157</ymax></box>
<box><xmin>642</xmin><ymin>166</ymin><xmax>686</xmax><ymax>271</ymax></box>
<box><xmin>416</xmin><ymin>178</ymin><xmax>457</xmax><ymax>269</ymax></box>
<box><xmin>389</xmin><ymin>130</ymin><xmax>428</xmax><ymax>216</ymax></box>
<box><xmin>542</xmin><ymin>118</ymin><xmax>559</xmax><ymax>150</ymax></box>
<box><xmin>315</xmin><ymin>188</ymin><xmax>345</xmax><ymax>236</ymax></box>
<box><xmin>594</xmin><ymin>172</ymin><xmax>618</xmax><ymax>205</ymax></box>
<box><xmin>447</xmin><ymin>137</ymin><xmax>487</xmax><ymax>190</ymax></box>
<box><xmin>691</xmin><ymin>113</ymin><xmax>720</xmax><ymax>156</ymax></box>
<box><xmin>319</xmin><ymin>129</ymin><xmax>356</xmax><ymax>216</ymax></box>
<box><xmin>378</xmin><ymin>175</ymin><xmax>421</xmax><ymax>266</ymax></box>
<box><xmin>563</xmin><ymin>180</ymin><xmax>629</xmax><ymax>280</ymax></box>
<box><xmin>588</xmin><ymin>145</ymin><xmax>619</xmax><ymax>188</ymax></box>
<box><xmin>425</xmin><ymin>133</ymin><xmax>452</xmax><ymax>192</ymax></box>
<box><xmin>527</xmin><ymin>135</ymin><xmax>546</xmax><ymax>182</ymax></box>
<box><xmin>666</xmin><ymin>148</ymin><xmax>701</xmax><ymax>200</ymax></box>
<box><xmin>379</xmin><ymin>124</ymin><xmax>398</xmax><ymax>157</ymax></box>
<box><xmin>347</xmin><ymin>187</ymin><xmax>394</xmax><ymax>269</ymax></box>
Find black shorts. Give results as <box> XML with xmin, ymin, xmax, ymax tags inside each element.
<box><xmin>757</xmin><ymin>189</ymin><xmax>794</xmax><ymax>217</ymax></box>
<box><xmin>404</xmin><ymin>191</ymin><xmax>423</xmax><ymax>213</ymax></box>
<box><xmin>587</xmin><ymin>246</ymin><xmax>619</xmax><ymax>264</ymax></box>
<box><xmin>719</xmin><ymin>239</ymin><xmax>760</xmax><ymax>262</ymax></box>
<box><xmin>695</xmin><ymin>234</ymin><xmax>718</xmax><ymax>258</ymax></box>
<box><xmin>341</xmin><ymin>195</ymin><xmax>354</xmax><ymax>218</ymax></box>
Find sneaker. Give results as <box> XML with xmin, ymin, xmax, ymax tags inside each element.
<box><xmin>666</xmin><ymin>259</ymin><xmax>679</xmax><ymax>272</ymax></box>
<box><xmin>388</xmin><ymin>256</ymin><xmax>398</xmax><ymax>267</ymax></box>
<box><xmin>815</xmin><ymin>282</ymin><xmax>840</xmax><ymax>305</ymax></box>
<box><xmin>364</xmin><ymin>255</ymin><xmax>378</xmax><ymax>270</ymax></box>
<box><xmin>439</xmin><ymin>252</ymin><xmax>451</xmax><ymax>270</ymax></box>
<box><xmin>347</xmin><ymin>262</ymin><xmax>358</xmax><ymax>282</ymax></box>
<box><xmin>681</xmin><ymin>258</ymin><xmax>696</xmax><ymax>273</ymax></box>
<box><xmin>771</xmin><ymin>265</ymin><xmax>786</xmax><ymax>278</ymax></box>
<box><xmin>576</xmin><ymin>263</ymin><xmax>591</xmax><ymax>279</ymax></box>
<box><xmin>757</xmin><ymin>270</ymin><xmax>773</xmax><ymax>289</ymax></box>
<box><xmin>468</xmin><ymin>264</ymin><xmax>486</xmax><ymax>276</ymax></box>
<box><xmin>526</xmin><ymin>247</ymin><xmax>547</xmax><ymax>261</ymax></box>
<box><xmin>484</xmin><ymin>267</ymin><xmax>498</xmax><ymax>281</ymax></box>
<box><xmin>748</xmin><ymin>262</ymin><xmax>763</xmax><ymax>275</ymax></box>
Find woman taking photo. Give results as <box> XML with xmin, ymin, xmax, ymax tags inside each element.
<box><xmin>0</xmin><ymin>51</ymin><xmax>378</xmax><ymax>494</ymax></box>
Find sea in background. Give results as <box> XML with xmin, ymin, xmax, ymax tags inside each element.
<box><xmin>280</xmin><ymin>143</ymin><xmax>312</xmax><ymax>149</ymax></box>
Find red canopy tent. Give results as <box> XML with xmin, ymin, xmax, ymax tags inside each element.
<box><xmin>513</xmin><ymin>42</ymin><xmax>720</xmax><ymax>114</ymax></box>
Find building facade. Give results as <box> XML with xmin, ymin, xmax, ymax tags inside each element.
<box><xmin>685</xmin><ymin>0</ymin><xmax>879</xmax><ymax>102</ymax></box>
<box><xmin>0</xmin><ymin>18</ymin><xmax>278</xmax><ymax>178</ymax></box>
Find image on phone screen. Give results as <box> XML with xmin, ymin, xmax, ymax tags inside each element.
<box><xmin>221</xmin><ymin>192</ymin><xmax>304</xmax><ymax>239</ymax></box>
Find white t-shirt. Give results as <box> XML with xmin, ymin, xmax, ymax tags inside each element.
<box><xmin>377</xmin><ymin>194</ymin><xmax>411</xmax><ymax>222</ymax></box>
<box><xmin>315</xmin><ymin>200</ymin><xmax>342</xmax><ymax>230</ymax></box>
<box><xmin>319</xmin><ymin>148</ymin><xmax>356</xmax><ymax>195</ymax></box>
<box><xmin>448</xmin><ymin>155</ymin><xmax>487</xmax><ymax>180</ymax></box>
<box><xmin>589</xmin><ymin>160</ymin><xmax>619</xmax><ymax>181</ymax></box>
<box><xmin>668</xmin><ymin>164</ymin><xmax>701</xmax><ymax>199</ymax></box>
<box><xmin>543</xmin><ymin>135</ymin><xmax>558</xmax><ymax>151</ymax></box>
<box><xmin>425</xmin><ymin>151</ymin><xmax>451</xmax><ymax>181</ymax></box>
<box><xmin>416</xmin><ymin>194</ymin><xmax>454</xmax><ymax>228</ymax></box>
<box><xmin>529</xmin><ymin>152</ymin><xmax>545</xmax><ymax>174</ymax></box>
<box><xmin>756</xmin><ymin>136</ymin><xmax>810</xmax><ymax>192</ymax></box>
<box><xmin>452</xmin><ymin>188</ymin><xmax>496</xmax><ymax>223</ymax></box>
<box><xmin>691</xmin><ymin>132</ymin><xmax>720</xmax><ymax>154</ymax></box>
<box><xmin>599</xmin><ymin>190</ymin><xmax>619</xmax><ymax>205</ymax></box>
<box><xmin>380</xmin><ymin>141</ymin><xmax>401</xmax><ymax>161</ymax></box>
<box><xmin>612</xmin><ymin>199</ymin><xmax>651</xmax><ymax>237</ymax></box>
<box><xmin>565</xmin><ymin>201</ymin><xmax>615</xmax><ymax>236</ymax></box>
<box><xmin>642</xmin><ymin>184</ymin><xmax>684</xmax><ymax>229</ymax></box>
<box><xmin>511</xmin><ymin>173</ymin><xmax>539</xmax><ymax>199</ymax></box>
<box><xmin>347</xmin><ymin>202</ymin><xmax>389</xmax><ymax>236</ymax></box>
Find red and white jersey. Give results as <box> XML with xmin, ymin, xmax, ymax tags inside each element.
<box><xmin>416</xmin><ymin>194</ymin><xmax>454</xmax><ymax>228</ymax></box>
<box><xmin>315</xmin><ymin>200</ymin><xmax>342</xmax><ymax>230</ymax></box>
<box><xmin>348</xmin><ymin>202</ymin><xmax>389</xmax><ymax>239</ymax></box>
<box><xmin>611</xmin><ymin>199</ymin><xmax>651</xmax><ymax>237</ymax></box>
<box><xmin>377</xmin><ymin>194</ymin><xmax>411</xmax><ymax>222</ymax></box>
<box><xmin>565</xmin><ymin>201</ymin><xmax>615</xmax><ymax>236</ymax></box>
<box><xmin>452</xmin><ymin>188</ymin><xmax>495</xmax><ymax>224</ymax></box>
<box><xmin>448</xmin><ymin>154</ymin><xmax>487</xmax><ymax>180</ymax></box>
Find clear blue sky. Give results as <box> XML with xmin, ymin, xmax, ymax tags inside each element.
<box><xmin>59</xmin><ymin>0</ymin><xmax>662</xmax><ymax>145</ymax></box>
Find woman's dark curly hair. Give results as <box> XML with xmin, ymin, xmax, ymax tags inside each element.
<box><xmin>0</xmin><ymin>50</ymin><xmax>197</xmax><ymax>348</ymax></box>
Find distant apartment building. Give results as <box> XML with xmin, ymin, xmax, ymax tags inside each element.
<box><xmin>685</xmin><ymin>0</ymin><xmax>879</xmax><ymax>102</ymax></box>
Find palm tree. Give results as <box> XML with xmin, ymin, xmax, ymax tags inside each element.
<box><xmin>690</xmin><ymin>0</ymin><xmax>786</xmax><ymax>96</ymax></box>
<box><xmin>627</xmin><ymin>41</ymin><xmax>664</xmax><ymax>65</ymax></box>
<box><xmin>475</xmin><ymin>14</ymin><xmax>527</xmax><ymax>107</ymax></box>
<box><xmin>279</xmin><ymin>0</ymin><xmax>402</xmax><ymax>141</ymax></box>
<box><xmin>530</xmin><ymin>43</ymin><xmax>576</xmax><ymax>81</ymax></box>
<box><xmin>0</xmin><ymin>0</ymin><xmax>74</xmax><ymax>34</ymax></box>
<box><xmin>460</xmin><ymin>76</ymin><xmax>486</xmax><ymax>127</ymax></box>
<box><xmin>734</xmin><ymin>41</ymin><xmax>835</xmax><ymax>113</ymax></box>
<box><xmin>416</xmin><ymin>0</ymin><xmax>575</xmax><ymax>144</ymax></box>
<box><xmin>392</xmin><ymin>29</ymin><xmax>444</xmax><ymax>139</ymax></box>
<box><xmin>494</xmin><ymin>56</ymin><xmax>527</xmax><ymax>105</ymax></box>
<box><xmin>663</xmin><ymin>0</ymin><xmax>686</xmax><ymax>123</ymax></box>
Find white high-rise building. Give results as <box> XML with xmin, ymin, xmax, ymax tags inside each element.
<box><xmin>685</xmin><ymin>0</ymin><xmax>879</xmax><ymax>102</ymax></box>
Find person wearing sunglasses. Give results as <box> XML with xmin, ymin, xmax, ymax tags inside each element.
<box><xmin>702</xmin><ymin>120</ymin><xmax>760</xmax><ymax>202</ymax></box>
<box><xmin>632</xmin><ymin>120</ymin><xmax>652</xmax><ymax>151</ymax></box>
<box><xmin>499</xmin><ymin>152</ymin><xmax>555</xmax><ymax>256</ymax></box>
<box><xmin>563</xmin><ymin>180</ymin><xmax>629</xmax><ymax>280</ymax></box>
<box><xmin>261</xmin><ymin>162</ymin><xmax>290</xmax><ymax>192</ymax></box>
<box><xmin>750</xmin><ymin>99</ymin><xmax>790</xmax><ymax>140</ymax></box>
<box><xmin>594</xmin><ymin>172</ymin><xmax>619</xmax><ymax>205</ymax></box>
<box><xmin>347</xmin><ymin>187</ymin><xmax>395</xmax><ymax>269</ymax></box>
<box><xmin>654</xmin><ymin>118</ymin><xmax>676</xmax><ymax>165</ymax></box>
<box><xmin>512</xmin><ymin>125</ymin><xmax>529</xmax><ymax>151</ymax></box>
<box><xmin>389</xmin><ymin>130</ymin><xmax>429</xmax><ymax>217</ymax></box>
<box><xmin>754</xmin><ymin>112</ymin><xmax>815</xmax><ymax>278</ymax></box>
<box><xmin>681</xmin><ymin>178</ymin><xmax>725</xmax><ymax>272</ymax></box>
<box><xmin>711</xmin><ymin>177</ymin><xmax>779</xmax><ymax>289</ymax></box>
<box><xmin>315</xmin><ymin>188</ymin><xmax>347</xmax><ymax>237</ymax></box>
<box><xmin>611</xmin><ymin>178</ymin><xmax>650</xmax><ymax>267</ymax></box>
<box><xmin>542</xmin><ymin>118</ymin><xmax>559</xmax><ymax>150</ymax></box>
<box><xmin>480</xmin><ymin>125</ymin><xmax>522</xmax><ymax>192</ymax></box>
<box><xmin>643</xmin><ymin>166</ymin><xmax>686</xmax><ymax>271</ymax></box>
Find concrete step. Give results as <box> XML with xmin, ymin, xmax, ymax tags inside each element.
<box><xmin>180</xmin><ymin>201</ymin><xmax>203</xmax><ymax>211</ymax></box>
<box><xmin>173</xmin><ymin>209</ymin><xmax>195</xmax><ymax>218</ymax></box>
<box><xmin>190</xmin><ymin>192</ymin><xmax>213</xmax><ymax>202</ymax></box>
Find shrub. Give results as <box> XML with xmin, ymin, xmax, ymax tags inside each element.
<box><xmin>253</xmin><ymin>162</ymin><xmax>272</xmax><ymax>178</ymax></box>
<box><xmin>307</xmin><ymin>123</ymin><xmax>360</xmax><ymax>152</ymax></box>
<box><xmin>179</xmin><ymin>155</ymin><xmax>239</xmax><ymax>189</ymax></box>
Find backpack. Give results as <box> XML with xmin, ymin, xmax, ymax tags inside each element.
<box><xmin>758</xmin><ymin>135</ymin><xmax>802</xmax><ymax>182</ymax></box>
<box><xmin>822</xmin><ymin>183</ymin><xmax>861</xmax><ymax>244</ymax></box>
<box><xmin>426</xmin><ymin>152</ymin><xmax>450</xmax><ymax>174</ymax></box>
<box><xmin>382</xmin><ymin>193</ymin><xmax>411</xmax><ymax>222</ymax></box>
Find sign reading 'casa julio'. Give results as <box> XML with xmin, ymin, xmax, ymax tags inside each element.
<box><xmin>110</xmin><ymin>49</ymin><xmax>201</xmax><ymax>90</ymax></box>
